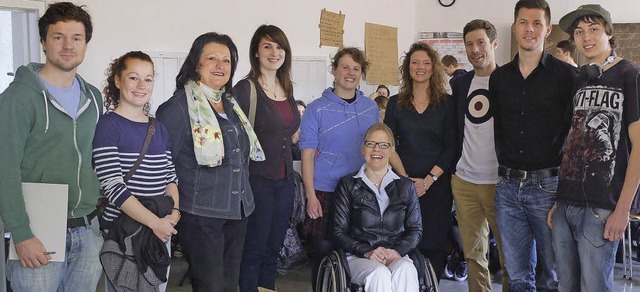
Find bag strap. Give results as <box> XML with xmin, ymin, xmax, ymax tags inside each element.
<box><xmin>248</xmin><ymin>79</ymin><xmax>257</xmax><ymax>126</ymax></box>
<box><xmin>123</xmin><ymin>117</ymin><xmax>157</xmax><ymax>183</ymax></box>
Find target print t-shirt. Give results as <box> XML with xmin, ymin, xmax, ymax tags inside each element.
<box><xmin>558</xmin><ymin>59</ymin><xmax>640</xmax><ymax>210</ymax></box>
<box><xmin>455</xmin><ymin>75</ymin><xmax>499</xmax><ymax>184</ymax></box>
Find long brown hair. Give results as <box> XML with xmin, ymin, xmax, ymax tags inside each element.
<box><xmin>397</xmin><ymin>42</ymin><xmax>447</xmax><ymax>110</ymax></box>
<box><xmin>246</xmin><ymin>25</ymin><xmax>294</xmax><ymax>97</ymax></box>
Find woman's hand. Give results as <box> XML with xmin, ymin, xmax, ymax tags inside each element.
<box><xmin>383</xmin><ymin>248</ymin><xmax>401</xmax><ymax>266</ymax></box>
<box><xmin>149</xmin><ymin>216</ymin><xmax>177</xmax><ymax>242</ymax></box>
<box><xmin>410</xmin><ymin>177</ymin><xmax>426</xmax><ymax>197</ymax></box>
<box><xmin>292</xmin><ymin>128</ymin><xmax>301</xmax><ymax>144</ymax></box>
<box><xmin>170</xmin><ymin>209</ymin><xmax>181</xmax><ymax>224</ymax></box>
<box><xmin>424</xmin><ymin>176</ymin><xmax>434</xmax><ymax>191</ymax></box>
<box><xmin>306</xmin><ymin>195</ymin><xmax>323</xmax><ymax>219</ymax></box>
<box><xmin>364</xmin><ymin>247</ymin><xmax>389</xmax><ymax>265</ymax></box>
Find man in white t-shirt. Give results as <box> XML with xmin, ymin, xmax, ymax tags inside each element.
<box><xmin>450</xmin><ymin>19</ymin><xmax>507</xmax><ymax>292</ymax></box>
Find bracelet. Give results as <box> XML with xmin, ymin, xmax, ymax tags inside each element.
<box><xmin>171</xmin><ymin>208</ymin><xmax>181</xmax><ymax>216</ymax></box>
<box><xmin>422</xmin><ymin>178</ymin><xmax>427</xmax><ymax>194</ymax></box>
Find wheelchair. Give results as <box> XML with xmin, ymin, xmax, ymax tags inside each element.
<box><xmin>315</xmin><ymin>249</ymin><xmax>439</xmax><ymax>292</ymax></box>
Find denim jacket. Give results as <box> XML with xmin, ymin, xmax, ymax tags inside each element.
<box><xmin>156</xmin><ymin>89</ymin><xmax>254</xmax><ymax>219</ymax></box>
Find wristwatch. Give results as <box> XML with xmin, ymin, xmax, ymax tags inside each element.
<box><xmin>428</xmin><ymin>172</ymin><xmax>439</xmax><ymax>181</ymax></box>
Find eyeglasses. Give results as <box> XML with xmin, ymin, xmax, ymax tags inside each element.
<box><xmin>364</xmin><ymin>141</ymin><xmax>391</xmax><ymax>149</ymax></box>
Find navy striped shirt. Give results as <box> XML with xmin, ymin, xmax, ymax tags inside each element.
<box><xmin>92</xmin><ymin>112</ymin><xmax>178</xmax><ymax>222</ymax></box>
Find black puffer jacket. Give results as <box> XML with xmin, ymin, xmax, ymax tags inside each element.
<box><xmin>332</xmin><ymin>172</ymin><xmax>422</xmax><ymax>257</ymax></box>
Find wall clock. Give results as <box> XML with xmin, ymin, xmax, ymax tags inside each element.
<box><xmin>439</xmin><ymin>0</ymin><xmax>455</xmax><ymax>7</ymax></box>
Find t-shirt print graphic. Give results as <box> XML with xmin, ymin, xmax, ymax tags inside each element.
<box><xmin>561</xmin><ymin>85</ymin><xmax>623</xmax><ymax>186</ymax></box>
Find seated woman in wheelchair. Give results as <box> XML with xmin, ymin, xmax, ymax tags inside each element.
<box><xmin>333</xmin><ymin>123</ymin><xmax>423</xmax><ymax>292</ymax></box>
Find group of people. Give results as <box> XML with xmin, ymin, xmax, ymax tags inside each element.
<box><xmin>0</xmin><ymin>1</ymin><xmax>639</xmax><ymax>292</ymax></box>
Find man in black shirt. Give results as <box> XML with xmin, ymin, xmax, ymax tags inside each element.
<box><xmin>488</xmin><ymin>0</ymin><xmax>576</xmax><ymax>291</ymax></box>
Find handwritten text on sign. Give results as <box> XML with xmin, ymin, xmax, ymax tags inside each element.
<box><xmin>319</xmin><ymin>9</ymin><xmax>345</xmax><ymax>48</ymax></box>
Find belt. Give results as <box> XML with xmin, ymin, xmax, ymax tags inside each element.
<box><xmin>67</xmin><ymin>210</ymin><xmax>98</xmax><ymax>228</ymax></box>
<box><xmin>498</xmin><ymin>166</ymin><xmax>559</xmax><ymax>180</ymax></box>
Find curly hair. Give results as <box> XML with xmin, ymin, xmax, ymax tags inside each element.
<box><xmin>397</xmin><ymin>42</ymin><xmax>448</xmax><ymax>110</ymax></box>
<box><xmin>103</xmin><ymin>51</ymin><xmax>154</xmax><ymax>114</ymax></box>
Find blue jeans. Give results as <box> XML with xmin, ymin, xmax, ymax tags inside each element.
<box><xmin>6</xmin><ymin>217</ymin><xmax>103</xmax><ymax>291</ymax></box>
<box><xmin>239</xmin><ymin>175</ymin><xmax>294</xmax><ymax>291</ymax></box>
<box><xmin>552</xmin><ymin>202</ymin><xmax>618</xmax><ymax>292</ymax></box>
<box><xmin>495</xmin><ymin>174</ymin><xmax>558</xmax><ymax>291</ymax></box>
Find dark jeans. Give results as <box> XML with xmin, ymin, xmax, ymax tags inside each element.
<box><xmin>178</xmin><ymin>212</ymin><xmax>248</xmax><ymax>292</ymax></box>
<box><xmin>495</xmin><ymin>174</ymin><xmax>558</xmax><ymax>292</ymax></box>
<box><xmin>239</xmin><ymin>175</ymin><xmax>294</xmax><ymax>291</ymax></box>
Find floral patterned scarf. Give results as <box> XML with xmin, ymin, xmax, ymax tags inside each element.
<box><xmin>185</xmin><ymin>80</ymin><xmax>265</xmax><ymax>167</ymax></box>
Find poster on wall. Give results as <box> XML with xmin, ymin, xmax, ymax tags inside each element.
<box><xmin>365</xmin><ymin>22</ymin><xmax>399</xmax><ymax>86</ymax></box>
<box><xmin>418</xmin><ymin>31</ymin><xmax>470</xmax><ymax>71</ymax></box>
<box><xmin>319</xmin><ymin>9</ymin><xmax>345</xmax><ymax>48</ymax></box>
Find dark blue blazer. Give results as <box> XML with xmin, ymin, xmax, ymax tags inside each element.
<box><xmin>450</xmin><ymin>70</ymin><xmax>475</xmax><ymax>173</ymax></box>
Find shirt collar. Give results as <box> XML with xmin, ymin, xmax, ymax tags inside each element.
<box><xmin>354</xmin><ymin>164</ymin><xmax>401</xmax><ymax>190</ymax></box>
<box><xmin>509</xmin><ymin>51</ymin><xmax>551</xmax><ymax>69</ymax></box>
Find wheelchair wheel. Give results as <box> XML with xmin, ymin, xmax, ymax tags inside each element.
<box><xmin>409</xmin><ymin>250</ymin><xmax>440</xmax><ymax>292</ymax></box>
<box><xmin>315</xmin><ymin>250</ymin><xmax>349</xmax><ymax>292</ymax></box>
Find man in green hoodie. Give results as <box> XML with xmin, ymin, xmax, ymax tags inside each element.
<box><xmin>0</xmin><ymin>2</ymin><xmax>104</xmax><ymax>291</ymax></box>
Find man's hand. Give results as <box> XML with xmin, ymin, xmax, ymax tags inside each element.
<box><xmin>547</xmin><ymin>202</ymin><xmax>557</xmax><ymax>229</ymax></box>
<box><xmin>15</xmin><ymin>237</ymin><xmax>51</xmax><ymax>268</ymax></box>
<box><xmin>604</xmin><ymin>208</ymin><xmax>629</xmax><ymax>241</ymax></box>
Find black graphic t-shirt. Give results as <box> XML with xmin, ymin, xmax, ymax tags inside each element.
<box><xmin>558</xmin><ymin>59</ymin><xmax>640</xmax><ymax>210</ymax></box>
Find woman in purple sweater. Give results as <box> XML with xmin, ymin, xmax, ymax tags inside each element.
<box><xmin>298</xmin><ymin>47</ymin><xmax>379</xmax><ymax>286</ymax></box>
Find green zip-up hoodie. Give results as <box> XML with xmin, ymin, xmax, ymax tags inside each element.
<box><xmin>0</xmin><ymin>63</ymin><xmax>103</xmax><ymax>243</ymax></box>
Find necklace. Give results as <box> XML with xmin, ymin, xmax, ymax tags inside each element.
<box><xmin>366</xmin><ymin>169</ymin><xmax>385</xmax><ymax>189</ymax></box>
<box><xmin>413</xmin><ymin>97</ymin><xmax>428</xmax><ymax>105</ymax></box>
<box><xmin>260</xmin><ymin>76</ymin><xmax>280</xmax><ymax>100</ymax></box>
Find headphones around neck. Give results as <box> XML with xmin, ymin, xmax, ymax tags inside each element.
<box><xmin>579</xmin><ymin>51</ymin><xmax>617</xmax><ymax>83</ymax></box>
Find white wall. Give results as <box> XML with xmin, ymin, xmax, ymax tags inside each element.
<box><xmin>416</xmin><ymin>0</ymin><xmax>640</xmax><ymax>66</ymax></box>
<box><xmin>54</xmin><ymin>0</ymin><xmax>416</xmax><ymax>98</ymax></box>
<box><xmin>7</xmin><ymin>0</ymin><xmax>636</xmax><ymax>96</ymax></box>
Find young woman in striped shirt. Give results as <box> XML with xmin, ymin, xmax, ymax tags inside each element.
<box><xmin>92</xmin><ymin>51</ymin><xmax>179</xmax><ymax>291</ymax></box>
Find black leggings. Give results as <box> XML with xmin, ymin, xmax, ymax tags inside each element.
<box><xmin>309</xmin><ymin>237</ymin><xmax>335</xmax><ymax>291</ymax></box>
<box><xmin>421</xmin><ymin>249</ymin><xmax>448</xmax><ymax>282</ymax></box>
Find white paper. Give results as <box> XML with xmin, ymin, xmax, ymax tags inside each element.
<box><xmin>9</xmin><ymin>182</ymin><xmax>68</xmax><ymax>262</ymax></box>
<box><xmin>293</xmin><ymin>161</ymin><xmax>302</xmax><ymax>175</ymax></box>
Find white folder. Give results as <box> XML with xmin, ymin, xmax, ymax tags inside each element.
<box><xmin>9</xmin><ymin>182</ymin><xmax>68</xmax><ymax>262</ymax></box>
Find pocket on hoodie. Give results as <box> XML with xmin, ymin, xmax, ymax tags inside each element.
<box><xmin>41</xmin><ymin>168</ymin><xmax>73</xmax><ymax>186</ymax></box>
